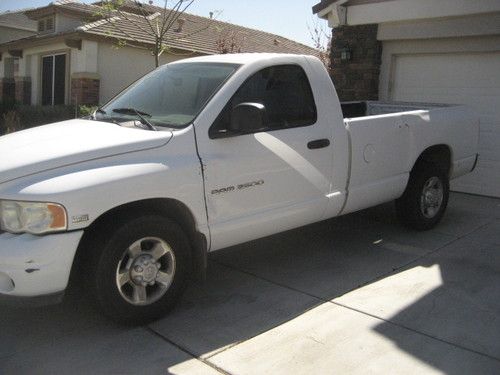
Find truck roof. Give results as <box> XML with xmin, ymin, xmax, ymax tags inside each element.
<box><xmin>169</xmin><ymin>53</ymin><xmax>317</xmax><ymax>65</ymax></box>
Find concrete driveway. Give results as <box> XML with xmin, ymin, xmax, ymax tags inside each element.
<box><xmin>1</xmin><ymin>192</ymin><xmax>499</xmax><ymax>374</ymax></box>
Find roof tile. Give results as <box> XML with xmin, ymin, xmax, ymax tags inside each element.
<box><xmin>75</xmin><ymin>1</ymin><xmax>319</xmax><ymax>56</ymax></box>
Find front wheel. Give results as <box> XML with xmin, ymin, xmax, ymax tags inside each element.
<box><xmin>396</xmin><ymin>161</ymin><xmax>449</xmax><ymax>230</ymax></box>
<box><xmin>86</xmin><ymin>215</ymin><xmax>190</xmax><ymax>325</ymax></box>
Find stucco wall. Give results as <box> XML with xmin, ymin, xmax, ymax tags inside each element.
<box><xmin>97</xmin><ymin>43</ymin><xmax>199</xmax><ymax>103</ymax></box>
<box><xmin>71</xmin><ymin>40</ymin><xmax>98</xmax><ymax>74</ymax></box>
<box><xmin>345</xmin><ymin>0</ymin><xmax>500</xmax><ymax>26</ymax></box>
<box><xmin>378</xmin><ymin>12</ymin><xmax>500</xmax><ymax>41</ymax></box>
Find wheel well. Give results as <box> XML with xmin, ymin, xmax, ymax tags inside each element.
<box><xmin>67</xmin><ymin>199</ymin><xmax>207</xmax><ymax>293</ymax></box>
<box><xmin>413</xmin><ymin>145</ymin><xmax>452</xmax><ymax>177</ymax></box>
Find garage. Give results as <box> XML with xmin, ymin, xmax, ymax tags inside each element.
<box><xmin>391</xmin><ymin>52</ymin><xmax>500</xmax><ymax>197</ymax></box>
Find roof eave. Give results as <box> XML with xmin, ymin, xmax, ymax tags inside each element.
<box><xmin>312</xmin><ymin>0</ymin><xmax>337</xmax><ymax>14</ymax></box>
<box><xmin>314</xmin><ymin>1</ymin><xmax>348</xmax><ymax>27</ymax></box>
<box><xmin>315</xmin><ymin>0</ymin><xmax>500</xmax><ymax>27</ymax></box>
<box><xmin>24</xmin><ymin>5</ymin><xmax>58</xmax><ymax>20</ymax></box>
<box><xmin>78</xmin><ymin>30</ymin><xmax>212</xmax><ymax>55</ymax></box>
<box><xmin>0</xmin><ymin>23</ymin><xmax>37</xmax><ymax>32</ymax></box>
<box><xmin>0</xmin><ymin>31</ymin><xmax>80</xmax><ymax>52</ymax></box>
<box><xmin>24</xmin><ymin>4</ymin><xmax>95</xmax><ymax>20</ymax></box>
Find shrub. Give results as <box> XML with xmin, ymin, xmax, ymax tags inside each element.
<box><xmin>78</xmin><ymin>105</ymin><xmax>98</xmax><ymax>117</ymax></box>
<box><xmin>0</xmin><ymin>104</ymin><xmax>101</xmax><ymax>136</ymax></box>
<box><xmin>0</xmin><ymin>104</ymin><xmax>78</xmax><ymax>135</ymax></box>
<box><xmin>1</xmin><ymin>111</ymin><xmax>22</xmax><ymax>135</ymax></box>
<box><xmin>0</xmin><ymin>98</ymin><xmax>17</xmax><ymax>116</ymax></box>
<box><xmin>16</xmin><ymin>105</ymin><xmax>77</xmax><ymax>128</ymax></box>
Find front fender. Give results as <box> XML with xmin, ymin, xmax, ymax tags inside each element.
<box><xmin>0</xmin><ymin>147</ymin><xmax>208</xmax><ymax>238</ymax></box>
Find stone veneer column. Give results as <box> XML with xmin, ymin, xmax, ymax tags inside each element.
<box><xmin>71</xmin><ymin>72</ymin><xmax>100</xmax><ymax>106</ymax></box>
<box><xmin>330</xmin><ymin>24</ymin><xmax>382</xmax><ymax>101</ymax></box>
<box><xmin>14</xmin><ymin>77</ymin><xmax>31</xmax><ymax>105</ymax></box>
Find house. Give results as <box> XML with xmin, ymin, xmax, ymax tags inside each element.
<box><xmin>0</xmin><ymin>0</ymin><xmax>318</xmax><ymax>108</ymax></box>
<box><xmin>313</xmin><ymin>0</ymin><xmax>500</xmax><ymax>198</ymax></box>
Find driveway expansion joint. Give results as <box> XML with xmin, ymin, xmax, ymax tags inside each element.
<box><xmin>145</xmin><ymin>326</ymin><xmax>230</xmax><ymax>375</ymax></box>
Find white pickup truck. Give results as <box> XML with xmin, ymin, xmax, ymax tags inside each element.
<box><xmin>0</xmin><ymin>54</ymin><xmax>478</xmax><ymax>324</ymax></box>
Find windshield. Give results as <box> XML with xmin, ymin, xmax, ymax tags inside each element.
<box><xmin>97</xmin><ymin>62</ymin><xmax>240</xmax><ymax>128</ymax></box>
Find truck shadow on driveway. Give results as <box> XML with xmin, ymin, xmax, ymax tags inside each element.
<box><xmin>1</xmin><ymin>193</ymin><xmax>499</xmax><ymax>373</ymax></box>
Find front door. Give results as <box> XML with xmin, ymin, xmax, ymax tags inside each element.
<box><xmin>197</xmin><ymin>64</ymin><xmax>334</xmax><ymax>250</ymax></box>
<box><xmin>41</xmin><ymin>54</ymin><xmax>66</xmax><ymax>105</ymax></box>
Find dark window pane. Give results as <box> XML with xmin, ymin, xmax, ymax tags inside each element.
<box><xmin>45</xmin><ymin>17</ymin><xmax>54</xmax><ymax>31</ymax></box>
<box><xmin>54</xmin><ymin>54</ymin><xmax>66</xmax><ymax>105</ymax></box>
<box><xmin>210</xmin><ymin>64</ymin><xmax>317</xmax><ymax>136</ymax></box>
<box><xmin>41</xmin><ymin>56</ymin><xmax>53</xmax><ymax>106</ymax></box>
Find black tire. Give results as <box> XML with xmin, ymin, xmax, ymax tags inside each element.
<box><xmin>395</xmin><ymin>161</ymin><xmax>449</xmax><ymax>231</ymax></box>
<box><xmin>86</xmin><ymin>215</ymin><xmax>190</xmax><ymax>325</ymax></box>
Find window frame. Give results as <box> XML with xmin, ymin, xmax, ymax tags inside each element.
<box><xmin>38</xmin><ymin>16</ymin><xmax>55</xmax><ymax>34</ymax></box>
<box><xmin>209</xmin><ymin>63</ymin><xmax>318</xmax><ymax>139</ymax></box>
<box><xmin>40</xmin><ymin>52</ymin><xmax>67</xmax><ymax>106</ymax></box>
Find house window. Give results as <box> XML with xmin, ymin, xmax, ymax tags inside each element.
<box><xmin>38</xmin><ymin>16</ymin><xmax>55</xmax><ymax>33</ymax></box>
<box><xmin>41</xmin><ymin>54</ymin><xmax>66</xmax><ymax>105</ymax></box>
<box><xmin>38</xmin><ymin>20</ymin><xmax>45</xmax><ymax>32</ymax></box>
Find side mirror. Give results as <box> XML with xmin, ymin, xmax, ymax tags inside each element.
<box><xmin>230</xmin><ymin>102</ymin><xmax>267</xmax><ymax>133</ymax></box>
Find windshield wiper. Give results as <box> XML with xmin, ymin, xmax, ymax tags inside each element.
<box><xmin>112</xmin><ymin>108</ymin><xmax>157</xmax><ymax>131</ymax></box>
<box><xmin>89</xmin><ymin>107</ymin><xmax>123</xmax><ymax>126</ymax></box>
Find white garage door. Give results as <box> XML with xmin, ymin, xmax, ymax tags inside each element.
<box><xmin>392</xmin><ymin>52</ymin><xmax>500</xmax><ymax>197</ymax></box>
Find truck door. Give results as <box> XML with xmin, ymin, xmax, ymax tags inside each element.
<box><xmin>196</xmin><ymin>64</ymin><xmax>334</xmax><ymax>250</ymax></box>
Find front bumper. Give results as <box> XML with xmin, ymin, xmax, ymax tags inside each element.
<box><xmin>0</xmin><ymin>230</ymin><xmax>84</xmax><ymax>303</ymax></box>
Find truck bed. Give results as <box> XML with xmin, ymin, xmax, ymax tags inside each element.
<box><xmin>340</xmin><ymin>101</ymin><xmax>478</xmax><ymax>215</ymax></box>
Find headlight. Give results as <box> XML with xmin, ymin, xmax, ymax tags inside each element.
<box><xmin>0</xmin><ymin>200</ymin><xmax>67</xmax><ymax>235</ymax></box>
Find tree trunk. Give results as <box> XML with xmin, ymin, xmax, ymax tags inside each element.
<box><xmin>153</xmin><ymin>41</ymin><xmax>161</xmax><ymax>67</ymax></box>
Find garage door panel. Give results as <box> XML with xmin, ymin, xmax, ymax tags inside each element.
<box><xmin>394</xmin><ymin>92</ymin><xmax>498</xmax><ymax>113</ymax></box>
<box><xmin>393</xmin><ymin>52</ymin><xmax>500</xmax><ymax>197</ymax></box>
<box><xmin>478</xmin><ymin>130</ymin><xmax>500</xmax><ymax>161</ymax></box>
<box><xmin>451</xmin><ymin>160</ymin><xmax>500</xmax><ymax>197</ymax></box>
<box><xmin>480</xmin><ymin>118</ymin><xmax>499</xmax><ymax>133</ymax></box>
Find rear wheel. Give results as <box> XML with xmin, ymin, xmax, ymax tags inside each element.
<box><xmin>86</xmin><ymin>215</ymin><xmax>190</xmax><ymax>325</ymax></box>
<box><xmin>396</xmin><ymin>161</ymin><xmax>449</xmax><ymax>230</ymax></box>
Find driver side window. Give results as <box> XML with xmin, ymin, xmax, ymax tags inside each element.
<box><xmin>209</xmin><ymin>64</ymin><xmax>317</xmax><ymax>138</ymax></box>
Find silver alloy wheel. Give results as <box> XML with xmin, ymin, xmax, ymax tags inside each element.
<box><xmin>420</xmin><ymin>176</ymin><xmax>444</xmax><ymax>219</ymax></box>
<box><xmin>115</xmin><ymin>236</ymin><xmax>176</xmax><ymax>306</ymax></box>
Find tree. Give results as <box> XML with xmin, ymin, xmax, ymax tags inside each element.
<box><xmin>215</xmin><ymin>27</ymin><xmax>245</xmax><ymax>54</ymax></box>
<box><xmin>97</xmin><ymin>0</ymin><xmax>214</xmax><ymax>67</ymax></box>
<box><xmin>308</xmin><ymin>18</ymin><xmax>332</xmax><ymax>73</ymax></box>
